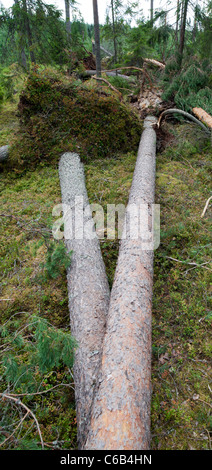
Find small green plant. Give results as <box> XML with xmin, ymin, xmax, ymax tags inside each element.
<box><xmin>1</xmin><ymin>313</ymin><xmax>77</xmax><ymax>389</ymax></box>
<box><xmin>44</xmin><ymin>241</ymin><xmax>72</xmax><ymax>279</ymax></box>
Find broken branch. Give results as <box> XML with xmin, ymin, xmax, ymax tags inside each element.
<box><xmin>91</xmin><ymin>75</ymin><xmax>123</xmax><ymax>100</ymax></box>
<box><xmin>201</xmin><ymin>196</ymin><xmax>212</xmax><ymax>218</ymax></box>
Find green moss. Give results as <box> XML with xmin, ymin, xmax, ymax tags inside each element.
<box><xmin>151</xmin><ymin>123</ymin><xmax>211</xmax><ymax>450</ymax></box>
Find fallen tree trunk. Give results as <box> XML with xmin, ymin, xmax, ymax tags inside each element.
<box><xmin>192</xmin><ymin>107</ymin><xmax>212</xmax><ymax>129</ymax></box>
<box><xmin>158</xmin><ymin>108</ymin><xmax>211</xmax><ymax>135</ymax></box>
<box><xmin>84</xmin><ymin>116</ymin><xmax>157</xmax><ymax>450</ymax></box>
<box><xmin>59</xmin><ymin>153</ymin><xmax>110</xmax><ymax>448</ymax></box>
<box><xmin>0</xmin><ymin>145</ymin><xmax>9</xmax><ymax>162</ymax></box>
<box><xmin>81</xmin><ymin>70</ymin><xmax>136</xmax><ymax>82</ymax></box>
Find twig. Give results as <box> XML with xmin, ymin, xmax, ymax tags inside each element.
<box><xmin>205</xmin><ymin>428</ymin><xmax>211</xmax><ymax>450</ymax></box>
<box><xmin>0</xmin><ymin>393</ymin><xmax>44</xmax><ymax>449</ymax></box>
<box><xmin>166</xmin><ymin>256</ymin><xmax>211</xmax><ymax>268</ymax></box>
<box><xmin>7</xmin><ymin>382</ymin><xmax>75</xmax><ymax>397</ymax></box>
<box><xmin>0</xmin><ymin>411</ymin><xmax>29</xmax><ymax>447</ymax></box>
<box><xmin>196</xmin><ymin>398</ymin><xmax>212</xmax><ymax>409</ymax></box>
<box><xmin>201</xmin><ymin>196</ymin><xmax>212</xmax><ymax>218</ymax></box>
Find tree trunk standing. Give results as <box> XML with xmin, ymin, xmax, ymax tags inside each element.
<box><xmin>22</xmin><ymin>0</ymin><xmax>36</xmax><ymax>63</ymax></box>
<box><xmin>192</xmin><ymin>1</ymin><xmax>198</xmax><ymax>41</ymax></box>
<box><xmin>175</xmin><ymin>0</ymin><xmax>180</xmax><ymax>45</ymax></box>
<box><xmin>93</xmin><ymin>0</ymin><xmax>101</xmax><ymax>77</ymax></box>
<box><xmin>21</xmin><ymin>48</ymin><xmax>27</xmax><ymax>70</ymax></box>
<box><xmin>59</xmin><ymin>153</ymin><xmax>110</xmax><ymax>449</ymax></box>
<box><xmin>64</xmin><ymin>0</ymin><xmax>71</xmax><ymax>42</ymax></box>
<box><xmin>150</xmin><ymin>0</ymin><xmax>154</xmax><ymax>22</ymax></box>
<box><xmin>84</xmin><ymin>117</ymin><xmax>157</xmax><ymax>450</ymax></box>
<box><xmin>179</xmin><ymin>0</ymin><xmax>189</xmax><ymax>60</ymax></box>
<box><xmin>14</xmin><ymin>0</ymin><xmax>27</xmax><ymax>69</ymax></box>
<box><xmin>111</xmin><ymin>0</ymin><xmax>118</xmax><ymax>66</ymax></box>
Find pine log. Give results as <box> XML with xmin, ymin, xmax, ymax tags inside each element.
<box><xmin>84</xmin><ymin>116</ymin><xmax>157</xmax><ymax>450</ymax></box>
<box><xmin>59</xmin><ymin>153</ymin><xmax>110</xmax><ymax>448</ymax></box>
<box><xmin>192</xmin><ymin>107</ymin><xmax>212</xmax><ymax>129</ymax></box>
<box><xmin>0</xmin><ymin>145</ymin><xmax>9</xmax><ymax>162</ymax></box>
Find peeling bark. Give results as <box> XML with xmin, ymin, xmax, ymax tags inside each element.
<box><xmin>84</xmin><ymin>117</ymin><xmax>157</xmax><ymax>450</ymax></box>
<box><xmin>59</xmin><ymin>153</ymin><xmax>110</xmax><ymax>448</ymax></box>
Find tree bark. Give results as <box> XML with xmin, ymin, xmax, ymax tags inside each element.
<box><xmin>111</xmin><ymin>0</ymin><xmax>118</xmax><ymax>65</ymax></box>
<box><xmin>58</xmin><ymin>153</ymin><xmax>110</xmax><ymax>449</ymax></box>
<box><xmin>179</xmin><ymin>0</ymin><xmax>189</xmax><ymax>59</ymax></box>
<box><xmin>150</xmin><ymin>0</ymin><xmax>154</xmax><ymax>22</ymax></box>
<box><xmin>64</xmin><ymin>0</ymin><xmax>71</xmax><ymax>41</ymax></box>
<box><xmin>192</xmin><ymin>107</ymin><xmax>212</xmax><ymax>129</ymax></box>
<box><xmin>175</xmin><ymin>0</ymin><xmax>180</xmax><ymax>45</ymax></box>
<box><xmin>22</xmin><ymin>0</ymin><xmax>36</xmax><ymax>64</ymax></box>
<box><xmin>93</xmin><ymin>0</ymin><xmax>101</xmax><ymax>77</ymax></box>
<box><xmin>0</xmin><ymin>146</ymin><xmax>9</xmax><ymax>162</ymax></box>
<box><xmin>84</xmin><ymin>117</ymin><xmax>157</xmax><ymax>450</ymax></box>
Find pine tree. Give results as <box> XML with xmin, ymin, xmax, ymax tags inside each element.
<box><xmin>179</xmin><ymin>0</ymin><xmax>189</xmax><ymax>59</ymax></box>
<box><xmin>93</xmin><ymin>0</ymin><xmax>101</xmax><ymax>76</ymax></box>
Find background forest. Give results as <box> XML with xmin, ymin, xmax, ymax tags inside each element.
<box><xmin>0</xmin><ymin>0</ymin><xmax>211</xmax><ymax>451</ymax></box>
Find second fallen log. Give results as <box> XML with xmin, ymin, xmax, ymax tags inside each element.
<box><xmin>59</xmin><ymin>153</ymin><xmax>110</xmax><ymax>449</ymax></box>
<box><xmin>84</xmin><ymin>116</ymin><xmax>158</xmax><ymax>450</ymax></box>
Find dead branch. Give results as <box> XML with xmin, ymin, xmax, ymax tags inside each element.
<box><xmin>0</xmin><ymin>393</ymin><xmax>44</xmax><ymax>449</ymax></box>
<box><xmin>0</xmin><ymin>411</ymin><xmax>29</xmax><ymax>448</ymax></box>
<box><xmin>158</xmin><ymin>108</ymin><xmax>211</xmax><ymax>135</ymax></box>
<box><xmin>5</xmin><ymin>383</ymin><xmax>75</xmax><ymax>397</ymax></box>
<box><xmin>91</xmin><ymin>75</ymin><xmax>123</xmax><ymax>100</ymax></box>
<box><xmin>201</xmin><ymin>196</ymin><xmax>212</xmax><ymax>218</ymax></box>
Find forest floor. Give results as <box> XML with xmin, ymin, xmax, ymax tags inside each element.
<box><xmin>0</xmin><ymin>77</ymin><xmax>211</xmax><ymax>450</ymax></box>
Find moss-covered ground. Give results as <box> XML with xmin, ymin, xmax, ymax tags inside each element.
<box><xmin>0</xmin><ymin>70</ymin><xmax>211</xmax><ymax>450</ymax></box>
